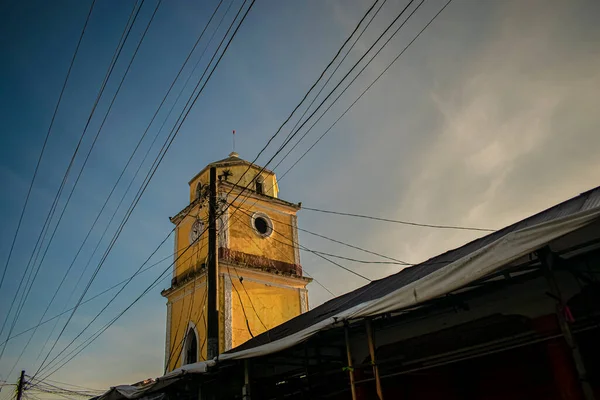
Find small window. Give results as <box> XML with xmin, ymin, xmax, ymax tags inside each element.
<box><xmin>254</xmin><ymin>217</ymin><xmax>268</xmax><ymax>234</ymax></box>
<box><xmin>184</xmin><ymin>327</ymin><xmax>198</xmax><ymax>365</ymax></box>
<box><xmin>252</xmin><ymin>212</ymin><xmax>273</xmax><ymax>237</ymax></box>
<box><xmin>195</xmin><ymin>182</ymin><xmax>202</xmax><ymax>200</ymax></box>
<box><xmin>255</xmin><ymin>176</ymin><xmax>264</xmax><ymax>194</ymax></box>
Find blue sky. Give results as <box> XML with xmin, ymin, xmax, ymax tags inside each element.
<box><xmin>1</xmin><ymin>0</ymin><xmax>599</xmax><ymax>392</ymax></box>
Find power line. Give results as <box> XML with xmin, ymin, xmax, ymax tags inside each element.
<box><xmin>35</xmin><ymin>231</ymin><xmax>202</xmax><ymax>381</ymax></box>
<box><xmin>24</xmin><ymin>239</ymin><xmax>204</xmax><ymax>380</ymax></box>
<box><xmin>32</xmin><ymin>0</ymin><xmax>228</xmax><ymax>369</ymax></box>
<box><xmin>34</xmin><ymin>0</ymin><xmax>251</xmax><ymax>378</ymax></box>
<box><xmin>228</xmin><ymin>268</ymin><xmax>254</xmax><ymax>338</ymax></box>
<box><xmin>278</xmin><ymin>0</ymin><xmax>383</xmax><ymax>148</ymax></box>
<box><xmin>7</xmin><ymin>1</ymin><xmax>163</xmax><ymax>378</ymax></box>
<box><xmin>223</xmin><ymin>0</ymin><xmax>423</xmax><ymax>245</ymax></box>
<box><xmin>278</xmin><ymin>0</ymin><xmax>454</xmax><ymax>183</ymax></box>
<box><xmin>302</xmin><ymin>206</ymin><xmax>495</xmax><ymax>232</ymax></box>
<box><xmin>209</xmin><ymin>0</ymin><xmax>457</xmax><ymax>304</ymax></box>
<box><xmin>33</xmin><ymin>0</ymin><xmax>257</xmax><ymax>379</ymax></box>
<box><xmin>307</xmin><ymin>250</ymin><xmax>409</xmax><ymax>265</ymax></box>
<box><xmin>209</xmin><ymin>0</ymin><xmax>387</xmax><ymax>231</ymax></box>
<box><xmin>153</xmin><ymin>2</ymin><xmax>398</xmax><ymax>321</ymax></box>
<box><xmin>273</xmin><ymin>0</ymin><xmax>386</xmax><ymax>170</ymax></box>
<box><xmin>230</xmin><ymin>206</ymin><xmax>372</xmax><ymax>282</ymax></box>
<box><xmin>0</xmin><ymin>0</ymin><xmax>143</xmax><ymax>369</ymax></box>
<box><xmin>164</xmin><ymin>242</ymin><xmax>208</xmax><ymax>372</ymax></box>
<box><xmin>231</xmin><ymin>0</ymin><xmax>459</xmax><ymax>270</ymax></box>
<box><xmin>229</xmin><ymin>266</ymin><xmax>268</xmax><ymax>332</ymax></box>
<box><xmin>0</xmin><ymin>248</ymin><xmax>173</xmax><ymax>347</ymax></box>
<box><xmin>224</xmin><ymin>210</ymin><xmax>337</xmax><ymax>298</ymax></box>
<box><xmin>34</xmin><ymin>223</ymin><xmax>175</xmax><ymax>378</ymax></box>
<box><xmin>0</xmin><ymin>0</ymin><xmax>96</xmax><ymax>294</ymax></box>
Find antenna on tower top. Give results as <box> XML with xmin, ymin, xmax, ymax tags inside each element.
<box><xmin>232</xmin><ymin>130</ymin><xmax>236</xmax><ymax>152</ymax></box>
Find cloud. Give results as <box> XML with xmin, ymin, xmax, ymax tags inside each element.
<box><xmin>367</xmin><ymin>0</ymin><xmax>600</xmax><ymax>267</ymax></box>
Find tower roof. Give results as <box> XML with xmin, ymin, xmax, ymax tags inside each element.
<box><xmin>188</xmin><ymin>152</ymin><xmax>274</xmax><ymax>185</ymax></box>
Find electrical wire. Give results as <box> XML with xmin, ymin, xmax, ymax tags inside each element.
<box><xmin>224</xmin><ymin>210</ymin><xmax>337</xmax><ymax>299</ymax></box>
<box><xmin>207</xmin><ymin>0</ymin><xmax>388</xmax><ymax>234</ymax></box>
<box><xmin>278</xmin><ymin>0</ymin><xmax>454</xmax><ymax>182</ymax></box>
<box><xmin>0</xmin><ymin>0</ymin><xmax>143</xmax><ymax>368</ymax></box>
<box><xmin>35</xmin><ymin>231</ymin><xmax>204</xmax><ymax>381</ymax></box>
<box><xmin>164</xmin><ymin>242</ymin><xmax>208</xmax><ymax>372</ymax></box>
<box><xmin>8</xmin><ymin>1</ymin><xmax>164</xmax><ymax>378</ymax></box>
<box><xmin>229</xmin><ymin>266</ymin><xmax>268</xmax><ymax>332</ymax></box>
<box><xmin>218</xmin><ymin>0</ymin><xmax>426</xmax><ymax>267</ymax></box>
<box><xmin>0</xmin><ymin>248</ymin><xmax>174</xmax><ymax>347</ymax></box>
<box><xmin>234</xmin><ymin>207</ymin><xmax>372</xmax><ymax>281</ymax></box>
<box><xmin>273</xmin><ymin>0</ymin><xmax>386</xmax><ymax>170</ymax></box>
<box><xmin>307</xmin><ymin>250</ymin><xmax>409</xmax><ymax>265</ymax></box>
<box><xmin>32</xmin><ymin>0</ymin><xmax>228</xmax><ymax>368</ymax></box>
<box><xmin>300</xmin><ymin>207</ymin><xmax>494</xmax><ymax>232</ymax></box>
<box><xmin>166</xmin><ymin>288</ymin><xmax>209</xmax><ymax>371</ymax></box>
<box><xmin>0</xmin><ymin>0</ymin><xmax>96</xmax><ymax>293</ymax></box>
<box><xmin>228</xmin><ymin>268</ymin><xmax>254</xmax><ymax>338</ymax></box>
<box><xmin>33</xmin><ymin>0</ymin><xmax>256</xmax><ymax>379</ymax></box>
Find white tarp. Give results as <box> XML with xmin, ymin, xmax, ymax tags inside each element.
<box><xmin>195</xmin><ymin>206</ymin><xmax>600</xmax><ymax>364</ymax></box>
<box><xmin>109</xmin><ymin>206</ymin><xmax>599</xmax><ymax>399</ymax></box>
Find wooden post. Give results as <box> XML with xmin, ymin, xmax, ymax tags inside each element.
<box><xmin>366</xmin><ymin>319</ymin><xmax>383</xmax><ymax>399</ymax></box>
<box><xmin>538</xmin><ymin>248</ymin><xmax>595</xmax><ymax>400</ymax></box>
<box><xmin>242</xmin><ymin>359</ymin><xmax>251</xmax><ymax>400</ymax></box>
<box><xmin>207</xmin><ymin>166</ymin><xmax>219</xmax><ymax>360</ymax></box>
<box><xmin>16</xmin><ymin>370</ymin><xmax>25</xmax><ymax>400</ymax></box>
<box><xmin>344</xmin><ymin>323</ymin><xmax>358</xmax><ymax>400</ymax></box>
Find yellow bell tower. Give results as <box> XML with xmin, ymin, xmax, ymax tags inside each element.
<box><xmin>162</xmin><ymin>152</ymin><xmax>310</xmax><ymax>371</ymax></box>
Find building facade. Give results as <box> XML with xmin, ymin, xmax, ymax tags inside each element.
<box><xmin>161</xmin><ymin>152</ymin><xmax>311</xmax><ymax>372</ymax></box>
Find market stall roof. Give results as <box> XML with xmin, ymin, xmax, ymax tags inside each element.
<box><xmin>94</xmin><ymin>186</ymin><xmax>600</xmax><ymax>399</ymax></box>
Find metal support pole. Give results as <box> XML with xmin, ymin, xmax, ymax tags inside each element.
<box><xmin>366</xmin><ymin>319</ymin><xmax>383</xmax><ymax>399</ymax></box>
<box><xmin>344</xmin><ymin>323</ymin><xmax>358</xmax><ymax>400</ymax></box>
<box><xmin>207</xmin><ymin>166</ymin><xmax>219</xmax><ymax>360</ymax></box>
<box><xmin>242</xmin><ymin>359</ymin><xmax>251</xmax><ymax>400</ymax></box>
<box><xmin>16</xmin><ymin>370</ymin><xmax>25</xmax><ymax>400</ymax></box>
<box><xmin>538</xmin><ymin>248</ymin><xmax>595</xmax><ymax>400</ymax></box>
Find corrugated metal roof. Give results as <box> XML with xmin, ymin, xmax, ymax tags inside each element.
<box><xmin>231</xmin><ymin>186</ymin><xmax>600</xmax><ymax>353</ymax></box>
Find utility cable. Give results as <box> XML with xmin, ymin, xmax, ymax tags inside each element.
<box><xmin>279</xmin><ymin>0</ymin><xmax>453</xmax><ymax>182</ymax></box>
<box><xmin>0</xmin><ymin>248</ymin><xmax>174</xmax><ymax>347</ymax></box>
<box><xmin>274</xmin><ymin>0</ymin><xmax>386</xmax><ymax>169</ymax></box>
<box><xmin>229</xmin><ymin>266</ymin><xmax>268</xmax><ymax>331</ymax></box>
<box><xmin>164</xmin><ymin>242</ymin><xmax>208</xmax><ymax>372</ymax></box>
<box><xmin>34</xmin><ymin>0</ymin><xmax>256</xmax><ymax>378</ymax></box>
<box><xmin>0</xmin><ymin>0</ymin><xmax>142</xmax><ymax>367</ymax></box>
<box><xmin>221</xmin><ymin>0</ymin><xmax>422</xmax><ymax>246</ymax></box>
<box><xmin>211</xmin><ymin>0</ymin><xmax>385</xmax><ymax>228</ymax></box>
<box><xmin>32</xmin><ymin>0</ymin><xmax>227</xmax><ymax>367</ymax></box>
<box><xmin>302</xmin><ymin>206</ymin><xmax>495</xmax><ymax>232</ymax></box>
<box><xmin>0</xmin><ymin>0</ymin><xmax>96</xmax><ymax>293</ymax></box>
<box><xmin>224</xmin><ymin>210</ymin><xmax>337</xmax><ymax>298</ymax></box>
<box><xmin>230</xmin><ymin>206</ymin><xmax>372</xmax><ymax>281</ymax></box>
<box><xmin>11</xmin><ymin>1</ymin><xmax>163</xmax><ymax>377</ymax></box>
<box><xmin>228</xmin><ymin>267</ymin><xmax>255</xmax><ymax>338</ymax></box>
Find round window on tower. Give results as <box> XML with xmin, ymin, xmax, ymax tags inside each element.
<box><xmin>251</xmin><ymin>212</ymin><xmax>273</xmax><ymax>238</ymax></box>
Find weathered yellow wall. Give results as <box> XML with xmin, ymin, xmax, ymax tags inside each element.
<box><xmin>228</xmin><ymin>202</ymin><xmax>296</xmax><ymax>265</ymax></box>
<box><xmin>166</xmin><ymin>156</ymin><xmax>306</xmax><ymax>372</ymax></box>
<box><xmin>189</xmin><ymin>164</ymin><xmax>278</xmax><ymax>203</ymax></box>
<box><xmin>166</xmin><ymin>269</ymin><xmax>308</xmax><ymax>371</ymax></box>
<box><xmin>175</xmin><ymin>187</ymin><xmax>297</xmax><ymax>278</ymax></box>
<box><xmin>166</xmin><ymin>281</ymin><xmax>208</xmax><ymax>372</ymax></box>
<box><xmin>174</xmin><ymin>206</ymin><xmax>209</xmax><ymax>278</ymax></box>
<box><xmin>228</xmin><ymin>276</ymin><xmax>301</xmax><ymax>348</ymax></box>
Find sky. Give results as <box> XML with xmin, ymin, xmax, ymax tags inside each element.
<box><xmin>1</xmin><ymin>0</ymin><xmax>599</xmax><ymax>393</ymax></box>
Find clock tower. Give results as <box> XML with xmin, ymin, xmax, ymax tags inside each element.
<box><xmin>162</xmin><ymin>152</ymin><xmax>310</xmax><ymax>371</ymax></box>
